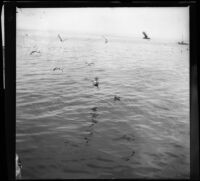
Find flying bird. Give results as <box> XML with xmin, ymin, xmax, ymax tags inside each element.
<box><xmin>102</xmin><ymin>36</ymin><xmax>108</xmax><ymax>43</ymax></box>
<box><xmin>142</xmin><ymin>32</ymin><xmax>150</xmax><ymax>40</ymax></box>
<box><xmin>58</xmin><ymin>34</ymin><xmax>67</xmax><ymax>42</ymax></box>
<box><xmin>93</xmin><ymin>77</ymin><xmax>99</xmax><ymax>88</ymax></box>
<box><xmin>30</xmin><ymin>50</ymin><xmax>40</xmax><ymax>55</ymax></box>
<box><xmin>53</xmin><ymin>67</ymin><xmax>63</xmax><ymax>72</ymax></box>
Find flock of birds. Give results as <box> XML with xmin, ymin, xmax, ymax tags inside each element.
<box><xmin>44</xmin><ymin>34</ymin><xmax>121</xmax><ymax>101</ymax></box>
<box><xmin>16</xmin><ymin>32</ymin><xmax>138</xmax><ymax>179</ymax></box>
<box><xmin>50</xmin><ymin>34</ymin><xmax>136</xmax><ymax>164</ymax></box>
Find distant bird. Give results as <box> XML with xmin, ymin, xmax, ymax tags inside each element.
<box><xmin>58</xmin><ymin>34</ymin><xmax>63</xmax><ymax>42</ymax></box>
<box><xmin>58</xmin><ymin>34</ymin><xmax>67</xmax><ymax>42</ymax></box>
<box><xmin>105</xmin><ymin>38</ymin><xmax>108</xmax><ymax>43</ymax></box>
<box><xmin>114</xmin><ymin>96</ymin><xmax>120</xmax><ymax>101</ymax></box>
<box><xmin>102</xmin><ymin>36</ymin><xmax>108</xmax><ymax>43</ymax></box>
<box><xmin>124</xmin><ymin>151</ymin><xmax>135</xmax><ymax>161</ymax></box>
<box><xmin>93</xmin><ymin>77</ymin><xmax>99</xmax><ymax>88</ymax></box>
<box><xmin>53</xmin><ymin>67</ymin><xmax>63</xmax><ymax>72</ymax></box>
<box><xmin>84</xmin><ymin>137</ymin><xmax>89</xmax><ymax>143</ymax></box>
<box><xmin>16</xmin><ymin>154</ymin><xmax>22</xmax><ymax>179</ymax></box>
<box><xmin>85</xmin><ymin>62</ymin><xmax>94</xmax><ymax>66</ymax></box>
<box><xmin>142</xmin><ymin>32</ymin><xmax>150</xmax><ymax>40</ymax></box>
<box><xmin>30</xmin><ymin>50</ymin><xmax>40</xmax><ymax>55</ymax></box>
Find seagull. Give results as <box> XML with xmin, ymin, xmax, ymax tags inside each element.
<box><xmin>85</xmin><ymin>62</ymin><xmax>95</xmax><ymax>66</ymax></box>
<box><xmin>102</xmin><ymin>35</ymin><xmax>108</xmax><ymax>43</ymax></box>
<box><xmin>93</xmin><ymin>77</ymin><xmax>99</xmax><ymax>88</ymax></box>
<box><xmin>91</xmin><ymin>107</ymin><xmax>98</xmax><ymax>111</ymax></box>
<box><xmin>142</xmin><ymin>32</ymin><xmax>150</xmax><ymax>40</ymax></box>
<box><xmin>58</xmin><ymin>34</ymin><xmax>67</xmax><ymax>42</ymax></box>
<box><xmin>30</xmin><ymin>50</ymin><xmax>40</xmax><ymax>55</ymax></box>
<box><xmin>53</xmin><ymin>67</ymin><xmax>63</xmax><ymax>72</ymax></box>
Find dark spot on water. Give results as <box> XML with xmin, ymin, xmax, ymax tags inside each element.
<box><xmin>30</xmin><ymin>50</ymin><xmax>41</xmax><ymax>55</ymax></box>
<box><xmin>113</xmin><ymin>134</ymin><xmax>135</xmax><ymax>142</ymax></box>
<box><xmin>123</xmin><ymin>151</ymin><xmax>135</xmax><ymax>161</ymax></box>
<box><xmin>93</xmin><ymin>77</ymin><xmax>99</xmax><ymax>88</ymax></box>
<box><xmin>89</xmin><ymin>123</ymin><xmax>95</xmax><ymax>128</ymax></box>
<box><xmin>91</xmin><ymin>107</ymin><xmax>98</xmax><ymax>111</ymax></box>
<box><xmin>124</xmin><ymin>157</ymin><xmax>130</xmax><ymax>161</ymax></box>
<box><xmin>131</xmin><ymin>151</ymin><xmax>135</xmax><ymax>156</ymax></box>
<box><xmin>53</xmin><ymin>67</ymin><xmax>63</xmax><ymax>72</ymax></box>
<box><xmin>114</xmin><ymin>96</ymin><xmax>120</xmax><ymax>101</ymax></box>
<box><xmin>85</xmin><ymin>62</ymin><xmax>95</xmax><ymax>66</ymax></box>
<box><xmin>91</xmin><ymin>119</ymin><xmax>98</xmax><ymax>124</ymax></box>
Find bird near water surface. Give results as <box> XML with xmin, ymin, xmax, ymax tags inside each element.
<box><xmin>93</xmin><ymin>77</ymin><xmax>99</xmax><ymax>88</ymax></box>
<box><xmin>53</xmin><ymin>67</ymin><xmax>63</xmax><ymax>72</ymax></box>
<box><xmin>30</xmin><ymin>50</ymin><xmax>41</xmax><ymax>55</ymax></box>
<box><xmin>114</xmin><ymin>95</ymin><xmax>120</xmax><ymax>101</ymax></box>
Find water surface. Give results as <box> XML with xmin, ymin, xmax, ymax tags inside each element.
<box><xmin>16</xmin><ymin>30</ymin><xmax>190</xmax><ymax>179</ymax></box>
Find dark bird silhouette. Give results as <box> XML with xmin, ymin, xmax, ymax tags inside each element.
<box><xmin>113</xmin><ymin>134</ymin><xmax>135</xmax><ymax>141</ymax></box>
<box><xmin>53</xmin><ymin>67</ymin><xmax>63</xmax><ymax>72</ymax></box>
<box><xmin>114</xmin><ymin>96</ymin><xmax>120</xmax><ymax>101</ymax></box>
<box><xmin>93</xmin><ymin>77</ymin><xmax>99</xmax><ymax>88</ymax></box>
<box><xmin>85</xmin><ymin>62</ymin><xmax>95</xmax><ymax>66</ymax></box>
<box><xmin>85</xmin><ymin>138</ymin><xmax>89</xmax><ymax>143</ymax></box>
<box><xmin>58</xmin><ymin>34</ymin><xmax>63</xmax><ymax>42</ymax></box>
<box><xmin>58</xmin><ymin>34</ymin><xmax>67</xmax><ymax>42</ymax></box>
<box><xmin>91</xmin><ymin>107</ymin><xmax>98</xmax><ymax>111</ymax></box>
<box><xmin>30</xmin><ymin>50</ymin><xmax>40</xmax><ymax>55</ymax></box>
<box><xmin>142</xmin><ymin>32</ymin><xmax>150</xmax><ymax>40</ymax></box>
<box><xmin>102</xmin><ymin>36</ymin><xmax>108</xmax><ymax>43</ymax></box>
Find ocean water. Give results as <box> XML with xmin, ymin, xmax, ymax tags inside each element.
<box><xmin>16</xmin><ymin>30</ymin><xmax>190</xmax><ymax>179</ymax></box>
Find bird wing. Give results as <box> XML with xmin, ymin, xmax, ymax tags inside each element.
<box><xmin>142</xmin><ymin>32</ymin><xmax>148</xmax><ymax>38</ymax></box>
<box><xmin>58</xmin><ymin>34</ymin><xmax>63</xmax><ymax>42</ymax></box>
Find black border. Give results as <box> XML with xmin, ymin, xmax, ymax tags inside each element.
<box><xmin>2</xmin><ymin>0</ymin><xmax>199</xmax><ymax>180</ymax></box>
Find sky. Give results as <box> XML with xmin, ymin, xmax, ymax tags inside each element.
<box><xmin>14</xmin><ymin>7</ymin><xmax>189</xmax><ymax>41</ymax></box>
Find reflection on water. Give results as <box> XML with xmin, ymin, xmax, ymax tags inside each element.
<box><xmin>16</xmin><ymin>30</ymin><xmax>189</xmax><ymax>179</ymax></box>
